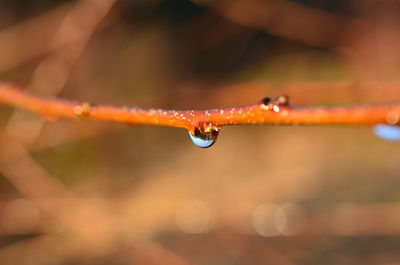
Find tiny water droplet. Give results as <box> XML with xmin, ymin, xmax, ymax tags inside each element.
<box><xmin>188</xmin><ymin>127</ymin><xmax>219</xmax><ymax>148</ymax></box>
<box><xmin>373</xmin><ymin>124</ymin><xmax>400</xmax><ymax>141</ymax></box>
<box><xmin>276</xmin><ymin>95</ymin><xmax>289</xmax><ymax>105</ymax></box>
<box><xmin>261</xmin><ymin>97</ymin><xmax>272</xmax><ymax>105</ymax></box>
<box><xmin>74</xmin><ymin>102</ymin><xmax>92</xmax><ymax>116</ymax></box>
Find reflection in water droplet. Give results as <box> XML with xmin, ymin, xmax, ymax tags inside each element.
<box><xmin>188</xmin><ymin>127</ymin><xmax>219</xmax><ymax>148</ymax></box>
<box><xmin>373</xmin><ymin>124</ymin><xmax>400</xmax><ymax>141</ymax></box>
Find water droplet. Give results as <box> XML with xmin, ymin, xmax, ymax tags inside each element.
<box><xmin>188</xmin><ymin>127</ymin><xmax>219</xmax><ymax>148</ymax></box>
<box><xmin>373</xmin><ymin>124</ymin><xmax>400</xmax><ymax>141</ymax></box>
<box><xmin>276</xmin><ymin>95</ymin><xmax>289</xmax><ymax>105</ymax></box>
<box><xmin>272</xmin><ymin>105</ymin><xmax>280</xmax><ymax>112</ymax></box>
<box><xmin>74</xmin><ymin>102</ymin><xmax>92</xmax><ymax>116</ymax></box>
<box><xmin>261</xmin><ymin>97</ymin><xmax>272</xmax><ymax>105</ymax></box>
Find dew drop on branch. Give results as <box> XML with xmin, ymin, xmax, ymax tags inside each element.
<box><xmin>188</xmin><ymin>127</ymin><xmax>219</xmax><ymax>148</ymax></box>
<box><xmin>373</xmin><ymin>124</ymin><xmax>400</xmax><ymax>141</ymax></box>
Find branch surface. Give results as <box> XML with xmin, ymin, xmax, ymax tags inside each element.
<box><xmin>0</xmin><ymin>83</ymin><xmax>399</xmax><ymax>133</ymax></box>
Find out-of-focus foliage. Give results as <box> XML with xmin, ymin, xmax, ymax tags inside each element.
<box><xmin>0</xmin><ymin>1</ymin><xmax>400</xmax><ymax>265</ymax></box>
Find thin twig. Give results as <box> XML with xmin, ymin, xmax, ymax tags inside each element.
<box><xmin>208</xmin><ymin>0</ymin><xmax>369</xmax><ymax>48</ymax></box>
<box><xmin>0</xmin><ymin>83</ymin><xmax>399</xmax><ymax>134</ymax></box>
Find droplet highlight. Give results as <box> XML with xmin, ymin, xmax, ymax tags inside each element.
<box><xmin>373</xmin><ymin>124</ymin><xmax>400</xmax><ymax>141</ymax></box>
<box><xmin>74</xmin><ymin>102</ymin><xmax>92</xmax><ymax>117</ymax></box>
<box><xmin>260</xmin><ymin>95</ymin><xmax>290</xmax><ymax>112</ymax></box>
<box><xmin>188</xmin><ymin>127</ymin><xmax>219</xmax><ymax>148</ymax></box>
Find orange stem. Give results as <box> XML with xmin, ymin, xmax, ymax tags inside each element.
<box><xmin>0</xmin><ymin>83</ymin><xmax>399</xmax><ymax>133</ymax></box>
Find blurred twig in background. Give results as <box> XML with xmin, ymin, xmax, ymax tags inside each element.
<box><xmin>208</xmin><ymin>0</ymin><xmax>369</xmax><ymax>48</ymax></box>
<box><xmin>5</xmin><ymin>0</ymin><xmax>118</xmax><ymax>148</ymax></box>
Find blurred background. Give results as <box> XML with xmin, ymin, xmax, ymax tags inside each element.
<box><xmin>0</xmin><ymin>0</ymin><xmax>400</xmax><ymax>264</ymax></box>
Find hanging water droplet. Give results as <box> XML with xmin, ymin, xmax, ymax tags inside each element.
<box><xmin>188</xmin><ymin>127</ymin><xmax>219</xmax><ymax>148</ymax></box>
<box><xmin>373</xmin><ymin>124</ymin><xmax>400</xmax><ymax>141</ymax></box>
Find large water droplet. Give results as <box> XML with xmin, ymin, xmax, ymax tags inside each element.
<box><xmin>188</xmin><ymin>127</ymin><xmax>219</xmax><ymax>148</ymax></box>
<box><xmin>373</xmin><ymin>124</ymin><xmax>400</xmax><ymax>141</ymax></box>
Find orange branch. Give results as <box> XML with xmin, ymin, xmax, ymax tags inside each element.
<box><xmin>0</xmin><ymin>83</ymin><xmax>399</xmax><ymax>135</ymax></box>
